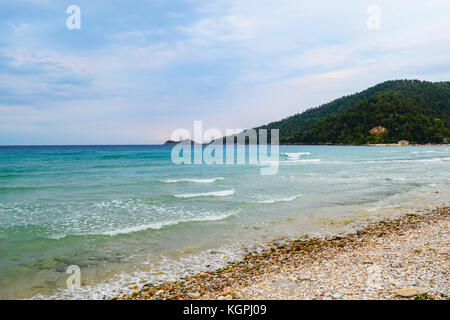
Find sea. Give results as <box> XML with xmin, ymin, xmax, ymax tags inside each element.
<box><xmin>0</xmin><ymin>145</ymin><xmax>449</xmax><ymax>299</ymax></box>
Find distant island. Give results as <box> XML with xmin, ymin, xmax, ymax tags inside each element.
<box><xmin>219</xmin><ymin>80</ymin><xmax>449</xmax><ymax>145</ymax></box>
<box><xmin>163</xmin><ymin>139</ymin><xmax>204</xmax><ymax>145</ymax></box>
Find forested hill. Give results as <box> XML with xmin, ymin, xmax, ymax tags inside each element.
<box><xmin>254</xmin><ymin>80</ymin><xmax>450</xmax><ymax>145</ymax></box>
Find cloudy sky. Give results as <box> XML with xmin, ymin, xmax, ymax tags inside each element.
<box><xmin>1</xmin><ymin>0</ymin><xmax>449</xmax><ymax>144</ymax></box>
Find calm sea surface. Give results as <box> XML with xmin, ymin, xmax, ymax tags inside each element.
<box><xmin>0</xmin><ymin>145</ymin><xmax>449</xmax><ymax>299</ymax></box>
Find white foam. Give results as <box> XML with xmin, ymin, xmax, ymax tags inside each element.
<box><xmin>100</xmin><ymin>209</ymin><xmax>239</xmax><ymax>236</ymax></box>
<box><xmin>411</xmin><ymin>150</ymin><xmax>444</xmax><ymax>154</ymax></box>
<box><xmin>253</xmin><ymin>194</ymin><xmax>303</xmax><ymax>204</ymax></box>
<box><xmin>174</xmin><ymin>189</ymin><xmax>235</xmax><ymax>198</ymax></box>
<box><xmin>322</xmin><ymin>158</ymin><xmax>446</xmax><ymax>164</ymax></box>
<box><xmin>280</xmin><ymin>159</ymin><xmax>321</xmax><ymax>165</ymax></box>
<box><xmin>282</xmin><ymin>152</ymin><xmax>311</xmax><ymax>160</ymax></box>
<box><xmin>32</xmin><ymin>233</ymin><xmax>247</xmax><ymax>300</ymax></box>
<box><xmin>396</xmin><ymin>158</ymin><xmax>443</xmax><ymax>163</ymax></box>
<box><xmin>161</xmin><ymin>177</ymin><xmax>224</xmax><ymax>183</ymax></box>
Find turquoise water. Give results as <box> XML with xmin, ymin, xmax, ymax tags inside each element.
<box><xmin>0</xmin><ymin>145</ymin><xmax>449</xmax><ymax>299</ymax></box>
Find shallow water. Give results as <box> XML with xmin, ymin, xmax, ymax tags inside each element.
<box><xmin>0</xmin><ymin>145</ymin><xmax>449</xmax><ymax>299</ymax></box>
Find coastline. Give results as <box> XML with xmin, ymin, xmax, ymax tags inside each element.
<box><xmin>115</xmin><ymin>206</ymin><xmax>449</xmax><ymax>300</ymax></box>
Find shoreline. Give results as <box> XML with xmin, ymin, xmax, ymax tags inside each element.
<box><xmin>115</xmin><ymin>206</ymin><xmax>449</xmax><ymax>300</ymax></box>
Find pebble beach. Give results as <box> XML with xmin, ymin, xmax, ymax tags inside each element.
<box><xmin>116</xmin><ymin>207</ymin><xmax>449</xmax><ymax>300</ymax></box>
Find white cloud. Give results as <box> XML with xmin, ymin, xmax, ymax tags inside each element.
<box><xmin>4</xmin><ymin>47</ymin><xmax>90</xmax><ymax>74</ymax></box>
<box><xmin>179</xmin><ymin>14</ymin><xmax>258</xmax><ymax>44</ymax></box>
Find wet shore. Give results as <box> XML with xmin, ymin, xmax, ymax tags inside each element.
<box><xmin>115</xmin><ymin>207</ymin><xmax>449</xmax><ymax>300</ymax></box>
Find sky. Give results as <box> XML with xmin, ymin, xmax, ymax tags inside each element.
<box><xmin>0</xmin><ymin>0</ymin><xmax>449</xmax><ymax>145</ymax></box>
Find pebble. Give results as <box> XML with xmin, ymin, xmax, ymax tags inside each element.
<box><xmin>188</xmin><ymin>292</ymin><xmax>201</xmax><ymax>299</ymax></box>
<box><xmin>394</xmin><ymin>287</ymin><xmax>428</xmax><ymax>297</ymax></box>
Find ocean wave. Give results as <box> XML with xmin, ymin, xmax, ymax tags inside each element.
<box><xmin>25</xmin><ymin>209</ymin><xmax>241</xmax><ymax>239</ymax></box>
<box><xmin>0</xmin><ymin>186</ymin><xmax>43</xmax><ymax>192</ymax></box>
<box><xmin>317</xmin><ymin>157</ymin><xmax>448</xmax><ymax>165</ymax></box>
<box><xmin>395</xmin><ymin>158</ymin><xmax>443</xmax><ymax>163</ymax></box>
<box><xmin>412</xmin><ymin>151</ymin><xmax>435</xmax><ymax>154</ymax></box>
<box><xmin>161</xmin><ymin>177</ymin><xmax>224</xmax><ymax>184</ymax></box>
<box><xmin>174</xmin><ymin>189</ymin><xmax>235</xmax><ymax>198</ymax></box>
<box><xmin>280</xmin><ymin>159</ymin><xmax>321</xmax><ymax>165</ymax></box>
<box><xmin>370</xmin><ymin>157</ymin><xmax>447</xmax><ymax>164</ymax></box>
<box><xmin>100</xmin><ymin>210</ymin><xmax>239</xmax><ymax>236</ymax></box>
<box><xmin>250</xmin><ymin>194</ymin><xmax>303</xmax><ymax>204</ymax></box>
<box><xmin>282</xmin><ymin>152</ymin><xmax>311</xmax><ymax>160</ymax></box>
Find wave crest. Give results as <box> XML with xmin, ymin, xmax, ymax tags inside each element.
<box><xmin>282</xmin><ymin>152</ymin><xmax>311</xmax><ymax>160</ymax></box>
<box><xmin>251</xmin><ymin>194</ymin><xmax>303</xmax><ymax>204</ymax></box>
<box><xmin>101</xmin><ymin>210</ymin><xmax>239</xmax><ymax>235</ymax></box>
<box><xmin>174</xmin><ymin>189</ymin><xmax>235</xmax><ymax>198</ymax></box>
<box><xmin>161</xmin><ymin>177</ymin><xmax>224</xmax><ymax>184</ymax></box>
